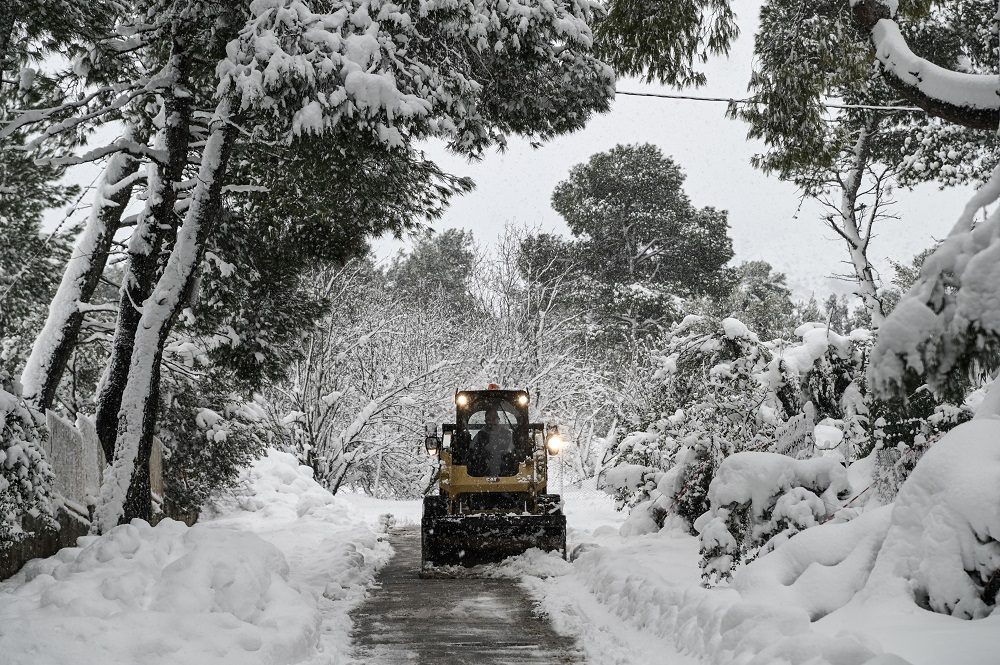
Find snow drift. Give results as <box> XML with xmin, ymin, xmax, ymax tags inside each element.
<box><xmin>515</xmin><ymin>417</ymin><xmax>1000</xmax><ymax>665</ymax></box>
<box><xmin>0</xmin><ymin>449</ymin><xmax>391</xmax><ymax>665</ymax></box>
<box><xmin>863</xmin><ymin>418</ymin><xmax>1000</xmax><ymax>619</ymax></box>
<box><xmin>0</xmin><ymin>520</ymin><xmax>316</xmax><ymax>665</ymax></box>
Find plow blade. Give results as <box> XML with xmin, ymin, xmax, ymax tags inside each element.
<box><xmin>421</xmin><ymin>513</ymin><xmax>567</xmax><ymax>568</ymax></box>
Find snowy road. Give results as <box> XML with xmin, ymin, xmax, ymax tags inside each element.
<box><xmin>350</xmin><ymin>528</ymin><xmax>581</xmax><ymax>664</ymax></box>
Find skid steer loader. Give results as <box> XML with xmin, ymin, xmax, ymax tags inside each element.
<box><xmin>420</xmin><ymin>385</ymin><xmax>567</xmax><ymax>569</ymax></box>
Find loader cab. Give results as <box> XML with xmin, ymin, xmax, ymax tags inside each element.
<box><xmin>451</xmin><ymin>388</ymin><xmax>533</xmax><ymax>476</ymax></box>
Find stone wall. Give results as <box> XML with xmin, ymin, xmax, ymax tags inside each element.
<box><xmin>1</xmin><ymin>413</ymin><xmax>168</xmax><ymax>580</ymax></box>
<box><xmin>0</xmin><ymin>508</ymin><xmax>90</xmax><ymax>580</ymax></box>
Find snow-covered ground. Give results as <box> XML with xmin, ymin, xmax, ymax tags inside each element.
<box><xmin>510</xmin><ymin>460</ymin><xmax>1000</xmax><ymax>665</ymax></box>
<box><xmin>4</xmin><ymin>448</ymin><xmax>998</xmax><ymax>665</ymax></box>
<box><xmin>0</xmin><ymin>451</ymin><xmax>409</xmax><ymax>665</ymax></box>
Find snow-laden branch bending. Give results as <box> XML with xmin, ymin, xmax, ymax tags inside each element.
<box><xmin>851</xmin><ymin>0</ymin><xmax>1000</xmax><ymax>130</ymax></box>
<box><xmin>870</xmin><ymin>163</ymin><xmax>1000</xmax><ymax>397</ymax></box>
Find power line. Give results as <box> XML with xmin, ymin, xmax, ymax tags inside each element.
<box><xmin>614</xmin><ymin>89</ymin><xmax>925</xmax><ymax>113</ymax></box>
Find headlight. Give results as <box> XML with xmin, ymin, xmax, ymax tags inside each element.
<box><xmin>546</xmin><ymin>433</ymin><xmax>563</xmax><ymax>455</ymax></box>
<box><xmin>517</xmin><ymin>393</ymin><xmax>529</xmax><ymax>406</ymax></box>
<box><xmin>456</xmin><ymin>393</ymin><xmax>468</xmax><ymax>407</ymax></box>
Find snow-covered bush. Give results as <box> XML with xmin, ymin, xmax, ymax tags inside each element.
<box><xmin>865</xmin><ymin>418</ymin><xmax>1000</xmax><ymax>619</ymax></box>
<box><xmin>867</xmin><ymin>388</ymin><xmax>972</xmax><ymax>503</ymax></box>
<box><xmin>0</xmin><ymin>370</ymin><xmax>55</xmax><ymax>543</ymax></box>
<box><xmin>606</xmin><ymin>316</ymin><xmax>791</xmax><ymax>524</ymax></box>
<box><xmin>695</xmin><ymin>452</ymin><xmax>850</xmax><ymax>585</ymax></box>
<box><xmin>606</xmin><ymin>313</ymin><xmax>971</xmax><ymax>549</ymax></box>
<box><xmin>735</xmin><ymin>417</ymin><xmax>1000</xmax><ymax>622</ymax></box>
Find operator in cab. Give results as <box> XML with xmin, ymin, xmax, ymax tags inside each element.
<box><xmin>471</xmin><ymin>405</ymin><xmax>514</xmax><ymax>476</ymax></box>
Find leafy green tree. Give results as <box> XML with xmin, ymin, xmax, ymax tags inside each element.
<box><xmin>595</xmin><ymin>0</ymin><xmax>738</xmax><ymax>87</ymax></box>
<box><xmin>551</xmin><ymin>143</ymin><xmax>734</xmax><ymax>347</ymax></box>
<box><xmin>386</xmin><ymin>229</ymin><xmax>479</xmax><ymax>314</ymax></box>
<box><xmin>719</xmin><ymin>261</ymin><xmax>795</xmax><ymax>340</ymax></box>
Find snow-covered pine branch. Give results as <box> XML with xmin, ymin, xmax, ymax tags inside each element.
<box><xmin>851</xmin><ymin>0</ymin><xmax>1000</xmax><ymax>130</ymax></box>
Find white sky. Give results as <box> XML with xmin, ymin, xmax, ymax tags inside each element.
<box><xmin>45</xmin><ymin>2</ymin><xmax>976</xmax><ymax>301</ymax></box>
<box><xmin>373</xmin><ymin>6</ymin><xmax>975</xmax><ymax>300</ymax></box>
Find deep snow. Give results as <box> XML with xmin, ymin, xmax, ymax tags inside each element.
<box><xmin>4</xmin><ymin>446</ymin><xmax>1000</xmax><ymax>665</ymax></box>
<box><xmin>510</xmin><ymin>428</ymin><xmax>1000</xmax><ymax>665</ymax></box>
<box><xmin>0</xmin><ymin>450</ymin><xmax>399</xmax><ymax>665</ymax></box>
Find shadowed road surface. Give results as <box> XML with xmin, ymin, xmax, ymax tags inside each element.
<box><xmin>350</xmin><ymin>527</ymin><xmax>582</xmax><ymax>664</ymax></box>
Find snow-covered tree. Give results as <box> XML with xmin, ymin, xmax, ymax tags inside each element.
<box><xmin>549</xmin><ymin>144</ymin><xmax>735</xmax><ymax>350</ymax></box>
<box><xmin>0</xmin><ymin>369</ymin><xmax>55</xmax><ymax>544</ymax></box>
<box><xmin>716</xmin><ymin>260</ymin><xmax>796</xmax><ymax>339</ymax></box>
<box><xmin>847</xmin><ymin>0</ymin><xmax>1000</xmax><ymax>402</ymax></box>
<box><xmin>386</xmin><ymin>229</ymin><xmax>480</xmax><ymax>315</ymax></box>
<box><xmin>735</xmin><ymin>0</ymin><xmax>998</xmax><ymax>326</ymax></box>
<box><xmin>269</xmin><ymin>262</ymin><xmax>453</xmax><ymax>495</ymax></box>
<box><xmin>4</xmin><ymin>0</ymin><xmax>616</xmax><ymax>530</ymax></box>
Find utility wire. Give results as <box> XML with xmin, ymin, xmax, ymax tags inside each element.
<box><xmin>615</xmin><ymin>89</ymin><xmax>925</xmax><ymax>113</ymax></box>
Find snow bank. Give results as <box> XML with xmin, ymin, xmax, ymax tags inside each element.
<box><xmin>736</xmin><ymin>507</ymin><xmax>894</xmax><ymax>620</ymax></box>
<box><xmin>521</xmin><ymin>525</ymin><xmax>906</xmax><ymax>665</ymax></box>
<box><xmin>511</xmin><ymin>441</ymin><xmax>1000</xmax><ymax>665</ymax></box>
<box><xmin>0</xmin><ymin>520</ymin><xmax>317</xmax><ymax>665</ymax></box>
<box><xmin>1</xmin><ymin>449</ymin><xmax>392</xmax><ymax>665</ymax></box>
<box><xmin>863</xmin><ymin>419</ymin><xmax>1000</xmax><ymax>619</ymax></box>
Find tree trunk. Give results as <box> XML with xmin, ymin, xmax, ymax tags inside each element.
<box><xmin>21</xmin><ymin>147</ymin><xmax>140</xmax><ymax>412</ymax></box>
<box><xmin>833</xmin><ymin>121</ymin><xmax>888</xmax><ymax>327</ymax></box>
<box><xmin>0</xmin><ymin>2</ymin><xmax>16</xmax><ymax>92</ymax></box>
<box><xmin>94</xmin><ymin>40</ymin><xmax>193</xmax><ymax>464</ymax></box>
<box><xmin>95</xmin><ymin>100</ymin><xmax>235</xmax><ymax>531</ymax></box>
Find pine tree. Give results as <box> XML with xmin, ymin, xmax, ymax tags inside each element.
<box><xmin>386</xmin><ymin>229</ymin><xmax>480</xmax><ymax>315</ymax></box>
<box><xmin>550</xmin><ymin>144</ymin><xmax>735</xmax><ymax>348</ymax></box>
<box><xmin>719</xmin><ymin>261</ymin><xmax>795</xmax><ymax>339</ymax></box>
<box><xmin>0</xmin><ymin>369</ymin><xmax>56</xmax><ymax>543</ymax></box>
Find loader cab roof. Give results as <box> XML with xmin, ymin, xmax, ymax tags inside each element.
<box><xmin>454</xmin><ymin>389</ymin><xmax>530</xmax><ymax>426</ymax></box>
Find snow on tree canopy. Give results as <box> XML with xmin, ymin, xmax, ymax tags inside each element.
<box><xmin>866</xmin><ymin>12</ymin><xmax>1000</xmax><ymax>113</ymax></box>
<box><xmin>0</xmin><ymin>371</ymin><xmax>56</xmax><ymax>542</ymax></box>
<box><xmin>870</xmin><ymin>166</ymin><xmax>1000</xmax><ymax>398</ymax></box>
<box><xmin>218</xmin><ymin>0</ymin><xmax>614</xmax><ymax>151</ymax></box>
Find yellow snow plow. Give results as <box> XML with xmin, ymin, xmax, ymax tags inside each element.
<box><xmin>420</xmin><ymin>386</ymin><xmax>567</xmax><ymax>568</ymax></box>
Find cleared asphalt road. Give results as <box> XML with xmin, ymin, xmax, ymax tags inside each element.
<box><xmin>350</xmin><ymin>527</ymin><xmax>581</xmax><ymax>664</ymax></box>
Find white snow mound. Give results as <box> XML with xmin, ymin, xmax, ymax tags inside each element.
<box><xmin>865</xmin><ymin>418</ymin><xmax>1000</xmax><ymax>619</ymax></box>
<box><xmin>0</xmin><ymin>519</ymin><xmax>317</xmax><ymax>665</ymax></box>
<box><xmin>1</xmin><ymin>449</ymin><xmax>394</xmax><ymax>665</ymax></box>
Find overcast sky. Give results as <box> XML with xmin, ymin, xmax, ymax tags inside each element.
<box><xmin>46</xmin><ymin>2</ymin><xmax>976</xmax><ymax>301</ymax></box>
<box><xmin>372</xmin><ymin>5</ymin><xmax>975</xmax><ymax>300</ymax></box>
